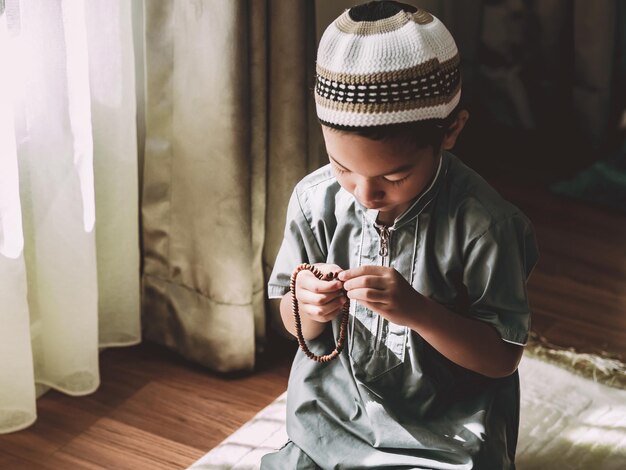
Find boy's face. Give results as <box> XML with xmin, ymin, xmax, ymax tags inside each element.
<box><xmin>322</xmin><ymin>125</ymin><xmax>439</xmax><ymax>224</ymax></box>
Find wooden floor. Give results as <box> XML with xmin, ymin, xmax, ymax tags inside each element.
<box><xmin>496</xmin><ymin>182</ymin><xmax>626</xmax><ymax>359</ymax></box>
<box><xmin>0</xmin><ymin>338</ymin><xmax>297</xmax><ymax>469</ymax></box>
<box><xmin>0</xmin><ymin>183</ymin><xmax>624</xmax><ymax>469</ymax></box>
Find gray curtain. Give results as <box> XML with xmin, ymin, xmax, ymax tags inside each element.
<box><xmin>141</xmin><ymin>0</ymin><xmax>317</xmax><ymax>372</ymax></box>
<box><xmin>421</xmin><ymin>0</ymin><xmax>625</xmax><ymax>173</ymax></box>
<box><xmin>430</xmin><ymin>0</ymin><xmax>625</xmax><ymax>199</ymax></box>
<box><xmin>468</xmin><ymin>0</ymin><xmax>619</xmax><ymax>151</ymax></box>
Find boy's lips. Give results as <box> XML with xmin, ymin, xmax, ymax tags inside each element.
<box><xmin>362</xmin><ymin>201</ymin><xmax>388</xmax><ymax>210</ymax></box>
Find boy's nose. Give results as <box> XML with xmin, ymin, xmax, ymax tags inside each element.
<box><xmin>355</xmin><ymin>180</ymin><xmax>384</xmax><ymax>204</ymax></box>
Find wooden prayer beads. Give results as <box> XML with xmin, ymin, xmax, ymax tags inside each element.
<box><xmin>290</xmin><ymin>263</ymin><xmax>349</xmax><ymax>362</ymax></box>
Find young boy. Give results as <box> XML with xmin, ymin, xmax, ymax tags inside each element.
<box><xmin>263</xmin><ymin>2</ymin><xmax>538</xmax><ymax>468</ymax></box>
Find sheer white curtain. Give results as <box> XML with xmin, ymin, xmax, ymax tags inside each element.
<box><xmin>0</xmin><ymin>0</ymin><xmax>140</xmax><ymax>433</ymax></box>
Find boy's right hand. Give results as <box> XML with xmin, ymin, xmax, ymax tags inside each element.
<box><xmin>294</xmin><ymin>263</ymin><xmax>348</xmax><ymax>323</ymax></box>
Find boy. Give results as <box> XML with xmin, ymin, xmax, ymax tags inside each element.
<box><xmin>263</xmin><ymin>2</ymin><xmax>538</xmax><ymax>468</ymax></box>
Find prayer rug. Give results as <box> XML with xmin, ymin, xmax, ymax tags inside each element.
<box><xmin>188</xmin><ymin>355</ymin><xmax>626</xmax><ymax>469</ymax></box>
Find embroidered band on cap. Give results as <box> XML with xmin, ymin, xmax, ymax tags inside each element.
<box><xmin>315</xmin><ymin>1</ymin><xmax>461</xmax><ymax>127</ymax></box>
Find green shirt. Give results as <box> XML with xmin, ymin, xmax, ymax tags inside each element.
<box><xmin>267</xmin><ymin>151</ymin><xmax>539</xmax><ymax>469</ymax></box>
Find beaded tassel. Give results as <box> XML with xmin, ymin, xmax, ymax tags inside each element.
<box><xmin>290</xmin><ymin>263</ymin><xmax>349</xmax><ymax>362</ymax></box>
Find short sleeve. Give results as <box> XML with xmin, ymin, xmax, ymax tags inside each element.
<box><xmin>267</xmin><ymin>188</ymin><xmax>326</xmax><ymax>299</ymax></box>
<box><xmin>462</xmin><ymin>214</ymin><xmax>539</xmax><ymax>345</ymax></box>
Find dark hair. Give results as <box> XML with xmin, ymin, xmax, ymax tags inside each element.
<box><xmin>320</xmin><ymin>103</ymin><xmax>463</xmax><ymax>151</ymax></box>
<box><xmin>348</xmin><ymin>1</ymin><xmax>417</xmax><ymax>21</ymax></box>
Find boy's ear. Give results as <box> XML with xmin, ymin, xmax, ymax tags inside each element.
<box><xmin>441</xmin><ymin>110</ymin><xmax>469</xmax><ymax>150</ymax></box>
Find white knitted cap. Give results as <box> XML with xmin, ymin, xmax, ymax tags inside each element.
<box><xmin>315</xmin><ymin>1</ymin><xmax>461</xmax><ymax>128</ymax></box>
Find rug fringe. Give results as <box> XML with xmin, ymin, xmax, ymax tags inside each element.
<box><xmin>525</xmin><ymin>332</ymin><xmax>626</xmax><ymax>390</ymax></box>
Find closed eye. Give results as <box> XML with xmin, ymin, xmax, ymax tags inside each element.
<box><xmin>331</xmin><ymin>163</ymin><xmax>348</xmax><ymax>174</ymax></box>
<box><xmin>383</xmin><ymin>173</ymin><xmax>411</xmax><ymax>185</ymax></box>
<box><xmin>331</xmin><ymin>159</ymin><xmax>410</xmax><ymax>185</ymax></box>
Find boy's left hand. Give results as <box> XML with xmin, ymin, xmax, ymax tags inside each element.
<box><xmin>338</xmin><ymin>266</ymin><xmax>421</xmax><ymax>327</ymax></box>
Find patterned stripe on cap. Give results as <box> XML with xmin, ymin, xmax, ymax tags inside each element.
<box><xmin>316</xmin><ymin>88</ymin><xmax>461</xmax><ymax>127</ymax></box>
<box><xmin>315</xmin><ymin>80</ymin><xmax>461</xmax><ymax>114</ymax></box>
<box><xmin>315</xmin><ymin>57</ymin><xmax>460</xmax><ymax>108</ymax></box>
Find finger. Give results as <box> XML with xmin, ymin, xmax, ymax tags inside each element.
<box><xmin>297</xmin><ymin>286</ymin><xmax>344</xmax><ymax>306</ymax></box>
<box><xmin>338</xmin><ymin>265</ymin><xmax>385</xmax><ymax>282</ymax></box>
<box><xmin>343</xmin><ymin>275</ymin><xmax>385</xmax><ymax>292</ymax></box>
<box><xmin>302</xmin><ymin>295</ymin><xmax>348</xmax><ymax>322</ymax></box>
<box><xmin>346</xmin><ymin>287</ymin><xmax>386</xmax><ymax>303</ymax></box>
<box><xmin>297</xmin><ymin>270</ymin><xmax>344</xmax><ymax>293</ymax></box>
<box><xmin>320</xmin><ymin>296</ymin><xmax>349</xmax><ymax>319</ymax></box>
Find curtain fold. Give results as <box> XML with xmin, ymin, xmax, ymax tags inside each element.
<box><xmin>142</xmin><ymin>0</ymin><xmax>256</xmax><ymax>372</ymax></box>
<box><xmin>0</xmin><ymin>0</ymin><xmax>140</xmax><ymax>434</ymax></box>
<box><xmin>88</xmin><ymin>1</ymin><xmax>142</xmax><ymax>346</ymax></box>
<box><xmin>0</xmin><ymin>0</ymin><xmax>35</xmax><ymax>434</ymax></box>
<box><xmin>141</xmin><ymin>0</ymin><xmax>316</xmax><ymax>371</ymax></box>
<box><xmin>264</xmin><ymin>0</ymin><xmax>319</xmax><ymax>333</ymax></box>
